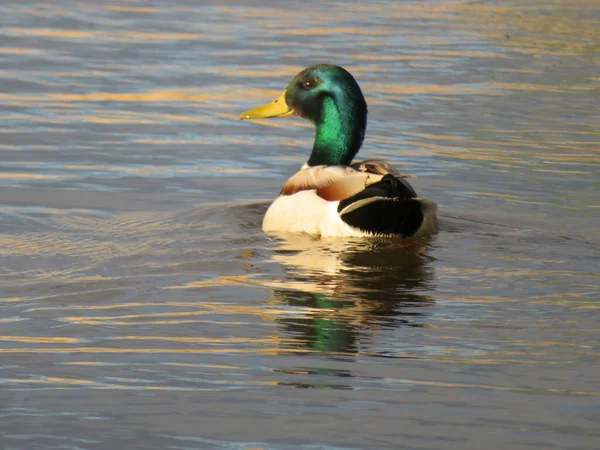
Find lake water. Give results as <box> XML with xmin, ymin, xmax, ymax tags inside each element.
<box><xmin>1</xmin><ymin>1</ymin><xmax>599</xmax><ymax>449</ymax></box>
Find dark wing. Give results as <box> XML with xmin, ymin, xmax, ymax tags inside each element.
<box><xmin>337</xmin><ymin>174</ymin><xmax>435</xmax><ymax>237</ymax></box>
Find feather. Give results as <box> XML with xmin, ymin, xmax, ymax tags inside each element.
<box><xmin>316</xmin><ymin>172</ymin><xmax>383</xmax><ymax>201</ymax></box>
<box><xmin>352</xmin><ymin>159</ymin><xmax>416</xmax><ymax>179</ymax></box>
<box><xmin>281</xmin><ymin>165</ymin><xmax>383</xmax><ymax>201</ymax></box>
<box><xmin>351</xmin><ymin>159</ymin><xmax>401</xmax><ymax>176</ymax></box>
<box><xmin>340</xmin><ymin>197</ymin><xmax>425</xmax><ymax>237</ymax></box>
<box><xmin>281</xmin><ymin>165</ymin><xmax>354</xmax><ymax>195</ymax></box>
<box><xmin>337</xmin><ymin>175</ymin><xmax>438</xmax><ymax>237</ymax></box>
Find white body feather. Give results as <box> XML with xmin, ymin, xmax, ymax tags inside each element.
<box><xmin>263</xmin><ymin>191</ymin><xmax>365</xmax><ymax>237</ymax></box>
<box><xmin>262</xmin><ymin>190</ymin><xmax>439</xmax><ymax>238</ymax></box>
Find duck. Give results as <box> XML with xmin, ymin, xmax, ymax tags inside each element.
<box><xmin>240</xmin><ymin>64</ymin><xmax>438</xmax><ymax>238</ymax></box>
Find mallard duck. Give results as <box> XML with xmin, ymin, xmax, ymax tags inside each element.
<box><xmin>240</xmin><ymin>64</ymin><xmax>438</xmax><ymax>238</ymax></box>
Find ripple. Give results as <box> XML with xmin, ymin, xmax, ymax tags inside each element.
<box><xmin>0</xmin><ymin>1</ymin><xmax>598</xmax><ymax>448</ymax></box>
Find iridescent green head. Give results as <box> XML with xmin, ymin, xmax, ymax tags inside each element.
<box><xmin>241</xmin><ymin>64</ymin><xmax>368</xmax><ymax>166</ymax></box>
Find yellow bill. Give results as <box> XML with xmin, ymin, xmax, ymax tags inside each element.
<box><xmin>240</xmin><ymin>91</ymin><xmax>293</xmax><ymax>120</ymax></box>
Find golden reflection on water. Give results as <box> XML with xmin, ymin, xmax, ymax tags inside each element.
<box><xmin>0</xmin><ymin>47</ymin><xmax>48</xmax><ymax>55</ymax></box>
<box><xmin>105</xmin><ymin>6</ymin><xmax>162</xmax><ymax>13</ymax></box>
<box><xmin>0</xmin><ymin>1</ymin><xmax>598</xmax><ymax>408</ymax></box>
<box><xmin>1</xmin><ymin>198</ymin><xmax>596</xmax><ymax>369</ymax></box>
<box><xmin>5</xmin><ymin>27</ymin><xmax>207</xmax><ymax>42</ymax></box>
<box><xmin>1</xmin><ymin>205</ymin><xmax>438</xmax><ymax>359</ymax></box>
<box><xmin>0</xmin><ymin>88</ymin><xmax>275</xmax><ymax>106</ymax></box>
<box><xmin>0</xmin><ymin>173</ymin><xmax>74</xmax><ymax>180</ymax></box>
<box><xmin>0</xmin><ymin>336</ymin><xmax>84</xmax><ymax>344</ymax></box>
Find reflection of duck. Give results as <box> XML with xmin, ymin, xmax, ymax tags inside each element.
<box><xmin>240</xmin><ymin>64</ymin><xmax>438</xmax><ymax>238</ymax></box>
<box><xmin>269</xmin><ymin>236</ymin><xmax>436</xmax><ymax>354</ymax></box>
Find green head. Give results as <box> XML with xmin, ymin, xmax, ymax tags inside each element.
<box><xmin>240</xmin><ymin>64</ymin><xmax>368</xmax><ymax>166</ymax></box>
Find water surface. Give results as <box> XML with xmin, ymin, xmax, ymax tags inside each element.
<box><xmin>1</xmin><ymin>1</ymin><xmax>599</xmax><ymax>449</ymax></box>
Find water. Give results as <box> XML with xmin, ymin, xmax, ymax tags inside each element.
<box><xmin>1</xmin><ymin>1</ymin><xmax>599</xmax><ymax>449</ymax></box>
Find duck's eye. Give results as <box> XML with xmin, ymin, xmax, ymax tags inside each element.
<box><xmin>302</xmin><ymin>77</ymin><xmax>319</xmax><ymax>90</ymax></box>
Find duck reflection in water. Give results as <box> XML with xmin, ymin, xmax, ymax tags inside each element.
<box><xmin>268</xmin><ymin>234</ymin><xmax>436</xmax><ymax>355</ymax></box>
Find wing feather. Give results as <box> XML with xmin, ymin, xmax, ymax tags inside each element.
<box><xmin>281</xmin><ymin>165</ymin><xmax>383</xmax><ymax>201</ymax></box>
